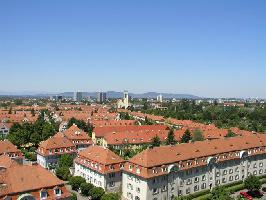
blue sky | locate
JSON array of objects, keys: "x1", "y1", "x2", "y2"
[{"x1": 0, "y1": 0, "x2": 265, "y2": 98}]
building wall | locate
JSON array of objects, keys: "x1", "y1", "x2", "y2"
[
  {"x1": 122, "y1": 153, "x2": 266, "y2": 200},
  {"x1": 74, "y1": 163, "x2": 122, "y2": 192}
]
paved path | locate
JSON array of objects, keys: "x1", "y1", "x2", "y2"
[{"x1": 66, "y1": 184, "x2": 90, "y2": 200}]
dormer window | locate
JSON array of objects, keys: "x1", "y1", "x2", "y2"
[
  {"x1": 109, "y1": 165, "x2": 114, "y2": 170},
  {"x1": 40, "y1": 189, "x2": 48, "y2": 199},
  {"x1": 54, "y1": 187, "x2": 62, "y2": 196},
  {"x1": 129, "y1": 165, "x2": 133, "y2": 171}
]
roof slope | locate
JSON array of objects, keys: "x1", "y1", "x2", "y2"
[
  {"x1": 129, "y1": 134, "x2": 266, "y2": 168},
  {"x1": 78, "y1": 145, "x2": 124, "y2": 165}
]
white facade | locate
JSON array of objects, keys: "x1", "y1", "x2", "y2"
[
  {"x1": 74, "y1": 162, "x2": 122, "y2": 192},
  {"x1": 122, "y1": 152, "x2": 266, "y2": 200},
  {"x1": 117, "y1": 91, "x2": 130, "y2": 109}
]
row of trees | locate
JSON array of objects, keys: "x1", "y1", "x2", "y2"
[
  {"x1": 144, "y1": 100, "x2": 266, "y2": 132},
  {"x1": 69, "y1": 176, "x2": 120, "y2": 200}
]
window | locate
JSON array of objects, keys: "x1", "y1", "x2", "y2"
[
  {"x1": 259, "y1": 169, "x2": 263, "y2": 174},
  {"x1": 186, "y1": 188, "x2": 190, "y2": 194},
  {"x1": 186, "y1": 179, "x2": 192, "y2": 185},
  {"x1": 109, "y1": 182, "x2": 115, "y2": 187},
  {"x1": 229, "y1": 176, "x2": 233, "y2": 181},
  {"x1": 127, "y1": 192, "x2": 133, "y2": 200},
  {"x1": 162, "y1": 185, "x2": 167, "y2": 192},
  {"x1": 201, "y1": 183, "x2": 206, "y2": 189},
  {"x1": 194, "y1": 177, "x2": 199, "y2": 183},
  {"x1": 253, "y1": 171, "x2": 257, "y2": 175},
  {"x1": 135, "y1": 178, "x2": 140, "y2": 183},
  {"x1": 223, "y1": 170, "x2": 227, "y2": 175},
  {"x1": 235, "y1": 167, "x2": 239, "y2": 172},
  {"x1": 54, "y1": 187, "x2": 61, "y2": 196},
  {"x1": 40, "y1": 190, "x2": 48, "y2": 199},
  {"x1": 109, "y1": 165, "x2": 114, "y2": 170},
  {"x1": 127, "y1": 183, "x2": 133, "y2": 190},
  {"x1": 222, "y1": 178, "x2": 226, "y2": 183},
  {"x1": 229, "y1": 169, "x2": 233, "y2": 174},
  {"x1": 260, "y1": 163, "x2": 263, "y2": 167},
  {"x1": 136, "y1": 187, "x2": 140, "y2": 193},
  {"x1": 235, "y1": 175, "x2": 239, "y2": 180},
  {"x1": 254, "y1": 163, "x2": 257, "y2": 168},
  {"x1": 194, "y1": 185, "x2": 199, "y2": 192},
  {"x1": 216, "y1": 172, "x2": 220, "y2": 177},
  {"x1": 129, "y1": 165, "x2": 133, "y2": 171},
  {"x1": 216, "y1": 180, "x2": 220, "y2": 185},
  {"x1": 153, "y1": 188, "x2": 159, "y2": 195}
]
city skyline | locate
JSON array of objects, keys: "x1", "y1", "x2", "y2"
[{"x1": 0, "y1": 0, "x2": 266, "y2": 98}]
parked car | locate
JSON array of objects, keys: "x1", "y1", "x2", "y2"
[{"x1": 240, "y1": 192, "x2": 253, "y2": 200}]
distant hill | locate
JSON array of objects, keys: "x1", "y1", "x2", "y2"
[
  {"x1": 58, "y1": 91, "x2": 200, "y2": 99},
  {"x1": 0, "y1": 91, "x2": 200, "y2": 99}
]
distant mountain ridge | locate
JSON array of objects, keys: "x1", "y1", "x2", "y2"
[
  {"x1": 59, "y1": 91, "x2": 200, "y2": 99},
  {"x1": 0, "y1": 91, "x2": 200, "y2": 99}
]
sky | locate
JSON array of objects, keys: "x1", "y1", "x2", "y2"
[{"x1": 0, "y1": 0, "x2": 265, "y2": 98}]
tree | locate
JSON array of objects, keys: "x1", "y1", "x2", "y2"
[
  {"x1": 80, "y1": 182, "x2": 94, "y2": 196},
  {"x1": 244, "y1": 175, "x2": 262, "y2": 192},
  {"x1": 166, "y1": 129, "x2": 177, "y2": 145},
  {"x1": 209, "y1": 185, "x2": 234, "y2": 200},
  {"x1": 69, "y1": 176, "x2": 86, "y2": 191},
  {"x1": 192, "y1": 129, "x2": 204, "y2": 142},
  {"x1": 8, "y1": 107, "x2": 12, "y2": 114},
  {"x1": 58, "y1": 154, "x2": 73, "y2": 168},
  {"x1": 42, "y1": 123, "x2": 56, "y2": 140},
  {"x1": 67, "y1": 117, "x2": 88, "y2": 132},
  {"x1": 90, "y1": 187, "x2": 105, "y2": 200},
  {"x1": 56, "y1": 166, "x2": 70, "y2": 181},
  {"x1": 101, "y1": 193, "x2": 120, "y2": 200},
  {"x1": 70, "y1": 193, "x2": 77, "y2": 200},
  {"x1": 180, "y1": 129, "x2": 192, "y2": 143},
  {"x1": 151, "y1": 135, "x2": 161, "y2": 148},
  {"x1": 225, "y1": 130, "x2": 237, "y2": 138}
]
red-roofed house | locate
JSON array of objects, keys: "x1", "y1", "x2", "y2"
[{"x1": 74, "y1": 145, "x2": 125, "y2": 192}]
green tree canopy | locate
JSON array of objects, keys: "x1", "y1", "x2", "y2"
[
  {"x1": 80, "y1": 182, "x2": 94, "y2": 196},
  {"x1": 90, "y1": 187, "x2": 105, "y2": 200},
  {"x1": 225, "y1": 130, "x2": 237, "y2": 138},
  {"x1": 192, "y1": 129, "x2": 204, "y2": 142},
  {"x1": 69, "y1": 176, "x2": 86, "y2": 191},
  {"x1": 58, "y1": 154, "x2": 73, "y2": 168},
  {"x1": 151, "y1": 135, "x2": 161, "y2": 148},
  {"x1": 244, "y1": 175, "x2": 262, "y2": 191},
  {"x1": 101, "y1": 193, "x2": 120, "y2": 200},
  {"x1": 209, "y1": 185, "x2": 234, "y2": 200},
  {"x1": 166, "y1": 129, "x2": 177, "y2": 145},
  {"x1": 180, "y1": 129, "x2": 192, "y2": 143}
]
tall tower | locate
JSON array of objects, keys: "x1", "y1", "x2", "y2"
[{"x1": 123, "y1": 90, "x2": 129, "y2": 108}]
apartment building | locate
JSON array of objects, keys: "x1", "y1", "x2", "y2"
[
  {"x1": 0, "y1": 155, "x2": 71, "y2": 200},
  {"x1": 0, "y1": 122, "x2": 11, "y2": 137},
  {"x1": 122, "y1": 134, "x2": 266, "y2": 200},
  {"x1": 92, "y1": 125, "x2": 169, "y2": 145},
  {"x1": 36, "y1": 134, "x2": 77, "y2": 169},
  {"x1": 63, "y1": 124, "x2": 92, "y2": 150},
  {"x1": 74, "y1": 145, "x2": 125, "y2": 192},
  {"x1": 0, "y1": 140, "x2": 24, "y2": 164}
]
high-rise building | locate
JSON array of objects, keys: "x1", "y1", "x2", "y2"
[
  {"x1": 97, "y1": 92, "x2": 107, "y2": 103},
  {"x1": 157, "y1": 94, "x2": 163, "y2": 102},
  {"x1": 73, "y1": 92, "x2": 83, "y2": 102}
]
